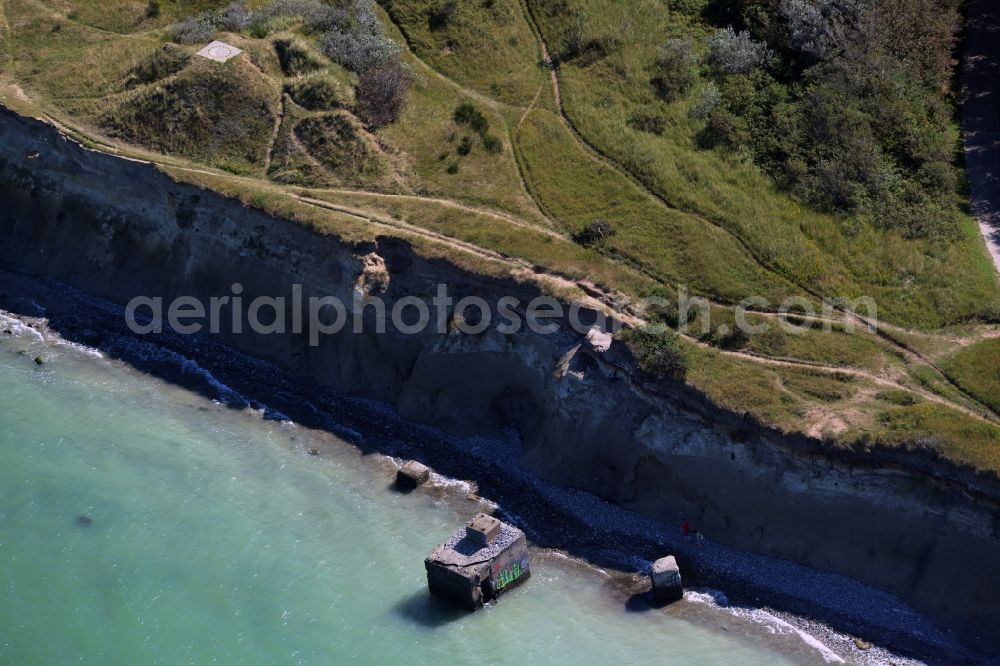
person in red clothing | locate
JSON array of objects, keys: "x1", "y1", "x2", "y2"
[{"x1": 681, "y1": 518, "x2": 691, "y2": 539}]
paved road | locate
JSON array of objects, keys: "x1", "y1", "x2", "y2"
[{"x1": 963, "y1": 0, "x2": 1000, "y2": 272}]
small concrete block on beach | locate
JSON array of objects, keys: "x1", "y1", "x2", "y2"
[
  {"x1": 650, "y1": 556, "x2": 683, "y2": 603},
  {"x1": 396, "y1": 460, "x2": 431, "y2": 489}
]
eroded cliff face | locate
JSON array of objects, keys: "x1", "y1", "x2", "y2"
[{"x1": 1, "y1": 107, "x2": 999, "y2": 652}]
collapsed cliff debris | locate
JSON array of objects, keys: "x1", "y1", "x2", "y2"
[{"x1": 425, "y1": 514, "x2": 530, "y2": 609}]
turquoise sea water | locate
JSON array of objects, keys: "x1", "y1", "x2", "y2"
[{"x1": 0, "y1": 319, "x2": 831, "y2": 665}]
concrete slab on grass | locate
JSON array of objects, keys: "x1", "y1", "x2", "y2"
[{"x1": 196, "y1": 41, "x2": 243, "y2": 63}]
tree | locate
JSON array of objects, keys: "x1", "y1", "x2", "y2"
[
  {"x1": 650, "y1": 38, "x2": 698, "y2": 101},
  {"x1": 355, "y1": 55, "x2": 412, "y2": 128},
  {"x1": 622, "y1": 328, "x2": 688, "y2": 380},
  {"x1": 573, "y1": 219, "x2": 616, "y2": 246},
  {"x1": 428, "y1": 1, "x2": 458, "y2": 30},
  {"x1": 707, "y1": 27, "x2": 772, "y2": 74}
]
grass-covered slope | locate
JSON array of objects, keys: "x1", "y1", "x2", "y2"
[
  {"x1": 2, "y1": 0, "x2": 1000, "y2": 472},
  {"x1": 943, "y1": 339, "x2": 1000, "y2": 414},
  {"x1": 521, "y1": 0, "x2": 1000, "y2": 327}
]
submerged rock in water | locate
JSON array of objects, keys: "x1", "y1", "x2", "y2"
[
  {"x1": 76, "y1": 515, "x2": 92, "y2": 526},
  {"x1": 34, "y1": 356, "x2": 44, "y2": 365}
]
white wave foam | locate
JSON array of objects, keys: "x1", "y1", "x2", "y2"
[
  {"x1": 426, "y1": 472, "x2": 483, "y2": 496},
  {"x1": 684, "y1": 588, "x2": 730, "y2": 607},
  {"x1": 731, "y1": 607, "x2": 845, "y2": 663},
  {"x1": 53, "y1": 338, "x2": 104, "y2": 359},
  {"x1": 0, "y1": 312, "x2": 45, "y2": 341}
]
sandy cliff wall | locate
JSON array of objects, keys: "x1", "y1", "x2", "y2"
[{"x1": 1, "y1": 107, "x2": 999, "y2": 652}]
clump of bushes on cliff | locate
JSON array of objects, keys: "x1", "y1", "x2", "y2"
[
  {"x1": 285, "y1": 74, "x2": 349, "y2": 111},
  {"x1": 451, "y1": 103, "x2": 503, "y2": 155},
  {"x1": 274, "y1": 38, "x2": 326, "y2": 76},
  {"x1": 621, "y1": 328, "x2": 688, "y2": 381},
  {"x1": 172, "y1": 0, "x2": 399, "y2": 75},
  {"x1": 168, "y1": 0, "x2": 412, "y2": 127},
  {"x1": 680, "y1": 0, "x2": 966, "y2": 239},
  {"x1": 124, "y1": 45, "x2": 190, "y2": 88},
  {"x1": 356, "y1": 55, "x2": 413, "y2": 128}
]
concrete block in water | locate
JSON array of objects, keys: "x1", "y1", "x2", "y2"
[
  {"x1": 396, "y1": 460, "x2": 431, "y2": 489},
  {"x1": 650, "y1": 555, "x2": 683, "y2": 603},
  {"x1": 425, "y1": 517, "x2": 530, "y2": 609}
]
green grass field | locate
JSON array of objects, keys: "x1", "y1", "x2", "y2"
[{"x1": 942, "y1": 339, "x2": 1000, "y2": 414}]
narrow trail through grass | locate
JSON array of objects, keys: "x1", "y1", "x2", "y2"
[
  {"x1": 311, "y1": 187, "x2": 566, "y2": 239},
  {"x1": 378, "y1": 4, "x2": 515, "y2": 114},
  {"x1": 715, "y1": 347, "x2": 995, "y2": 425},
  {"x1": 263, "y1": 94, "x2": 286, "y2": 176}
]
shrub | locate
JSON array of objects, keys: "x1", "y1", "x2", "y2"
[
  {"x1": 780, "y1": 0, "x2": 863, "y2": 61},
  {"x1": 355, "y1": 54, "x2": 412, "y2": 127},
  {"x1": 145, "y1": 0, "x2": 161, "y2": 19},
  {"x1": 218, "y1": 1, "x2": 252, "y2": 31},
  {"x1": 573, "y1": 218, "x2": 616, "y2": 246},
  {"x1": 453, "y1": 102, "x2": 489, "y2": 136},
  {"x1": 707, "y1": 27, "x2": 772, "y2": 74},
  {"x1": 650, "y1": 38, "x2": 698, "y2": 101},
  {"x1": 877, "y1": 389, "x2": 923, "y2": 407},
  {"x1": 696, "y1": 108, "x2": 747, "y2": 149},
  {"x1": 428, "y1": 1, "x2": 458, "y2": 31},
  {"x1": 286, "y1": 75, "x2": 345, "y2": 110},
  {"x1": 257, "y1": 0, "x2": 347, "y2": 32},
  {"x1": 446, "y1": 161, "x2": 460, "y2": 174},
  {"x1": 628, "y1": 113, "x2": 666, "y2": 135},
  {"x1": 482, "y1": 133, "x2": 503, "y2": 153},
  {"x1": 171, "y1": 14, "x2": 216, "y2": 44},
  {"x1": 299, "y1": 2, "x2": 349, "y2": 32},
  {"x1": 695, "y1": 0, "x2": 965, "y2": 239},
  {"x1": 717, "y1": 326, "x2": 750, "y2": 350},
  {"x1": 320, "y1": 27, "x2": 398, "y2": 73},
  {"x1": 125, "y1": 45, "x2": 190, "y2": 87},
  {"x1": 457, "y1": 135, "x2": 473, "y2": 155},
  {"x1": 274, "y1": 38, "x2": 324, "y2": 76},
  {"x1": 622, "y1": 328, "x2": 688, "y2": 380},
  {"x1": 691, "y1": 82, "x2": 721, "y2": 119}
]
